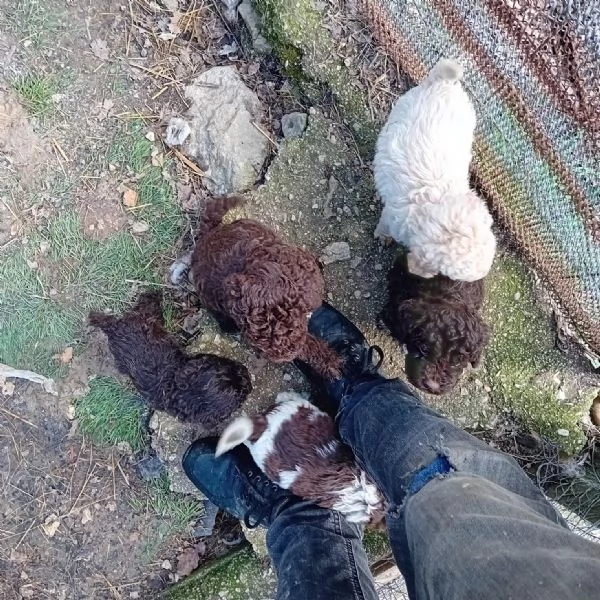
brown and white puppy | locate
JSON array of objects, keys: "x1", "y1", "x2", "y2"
[
  {"x1": 216, "y1": 392, "x2": 385, "y2": 526},
  {"x1": 191, "y1": 196, "x2": 342, "y2": 380}
]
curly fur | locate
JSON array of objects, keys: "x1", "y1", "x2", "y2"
[
  {"x1": 191, "y1": 197, "x2": 342, "y2": 380},
  {"x1": 373, "y1": 59, "x2": 496, "y2": 282},
  {"x1": 89, "y1": 291, "x2": 252, "y2": 429},
  {"x1": 379, "y1": 256, "x2": 489, "y2": 394},
  {"x1": 216, "y1": 392, "x2": 385, "y2": 527}
]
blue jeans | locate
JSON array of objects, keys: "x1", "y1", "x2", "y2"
[{"x1": 266, "y1": 379, "x2": 600, "y2": 599}]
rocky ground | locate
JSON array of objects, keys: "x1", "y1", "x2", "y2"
[{"x1": 1, "y1": 1, "x2": 599, "y2": 599}]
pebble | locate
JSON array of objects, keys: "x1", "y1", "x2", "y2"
[
  {"x1": 374, "y1": 263, "x2": 383, "y2": 271},
  {"x1": 137, "y1": 455, "x2": 164, "y2": 480},
  {"x1": 162, "y1": 560, "x2": 172, "y2": 571},
  {"x1": 145, "y1": 131, "x2": 156, "y2": 142},
  {"x1": 320, "y1": 241, "x2": 351, "y2": 265},
  {"x1": 354, "y1": 290, "x2": 362, "y2": 299},
  {"x1": 131, "y1": 221, "x2": 149, "y2": 234},
  {"x1": 281, "y1": 112, "x2": 308, "y2": 139},
  {"x1": 283, "y1": 374, "x2": 292, "y2": 382},
  {"x1": 557, "y1": 429, "x2": 570, "y2": 437}
]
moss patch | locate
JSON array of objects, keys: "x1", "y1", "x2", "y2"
[
  {"x1": 484, "y1": 255, "x2": 590, "y2": 454},
  {"x1": 254, "y1": 0, "x2": 378, "y2": 153},
  {"x1": 164, "y1": 545, "x2": 276, "y2": 600}
]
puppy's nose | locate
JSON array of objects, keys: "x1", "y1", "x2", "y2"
[{"x1": 423, "y1": 379, "x2": 440, "y2": 394}]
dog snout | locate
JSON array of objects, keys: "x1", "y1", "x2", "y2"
[{"x1": 421, "y1": 378, "x2": 441, "y2": 394}]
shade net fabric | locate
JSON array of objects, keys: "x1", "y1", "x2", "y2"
[{"x1": 359, "y1": 0, "x2": 600, "y2": 356}]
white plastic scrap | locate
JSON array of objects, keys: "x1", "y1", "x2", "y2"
[{"x1": 0, "y1": 363, "x2": 58, "y2": 396}]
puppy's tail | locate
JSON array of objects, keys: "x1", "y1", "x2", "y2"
[
  {"x1": 426, "y1": 59, "x2": 464, "y2": 83},
  {"x1": 215, "y1": 414, "x2": 266, "y2": 457},
  {"x1": 199, "y1": 195, "x2": 245, "y2": 236}
]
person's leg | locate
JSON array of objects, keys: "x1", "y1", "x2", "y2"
[
  {"x1": 338, "y1": 378, "x2": 600, "y2": 599},
  {"x1": 182, "y1": 439, "x2": 378, "y2": 600},
  {"x1": 267, "y1": 500, "x2": 378, "y2": 600},
  {"x1": 298, "y1": 303, "x2": 600, "y2": 599}
]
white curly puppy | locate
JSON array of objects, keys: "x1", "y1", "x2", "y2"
[{"x1": 374, "y1": 59, "x2": 496, "y2": 282}]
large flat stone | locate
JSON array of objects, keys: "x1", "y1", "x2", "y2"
[{"x1": 181, "y1": 66, "x2": 270, "y2": 194}]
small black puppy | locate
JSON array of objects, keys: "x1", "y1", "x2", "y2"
[
  {"x1": 379, "y1": 255, "x2": 489, "y2": 395},
  {"x1": 89, "y1": 291, "x2": 252, "y2": 429}
]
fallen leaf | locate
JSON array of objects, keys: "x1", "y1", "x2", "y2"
[
  {"x1": 81, "y1": 508, "x2": 93, "y2": 525},
  {"x1": 59, "y1": 347, "x2": 73, "y2": 364},
  {"x1": 131, "y1": 221, "x2": 149, "y2": 234},
  {"x1": 90, "y1": 39, "x2": 110, "y2": 61},
  {"x1": 2, "y1": 380, "x2": 15, "y2": 396},
  {"x1": 41, "y1": 515, "x2": 60, "y2": 538},
  {"x1": 122, "y1": 188, "x2": 138, "y2": 208},
  {"x1": 176, "y1": 547, "x2": 199, "y2": 577}
]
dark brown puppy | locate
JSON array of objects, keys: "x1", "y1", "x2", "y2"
[
  {"x1": 379, "y1": 255, "x2": 489, "y2": 394},
  {"x1": 89, "y1": 291, "x2": 251, "y2": 429},
  {"x1": 191, "y1": 197, "x2": 342, "y2": 380}
]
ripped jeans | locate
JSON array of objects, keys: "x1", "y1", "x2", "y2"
[{"x1": 266, "y1": 379, "x2": 600, "y2": 599}]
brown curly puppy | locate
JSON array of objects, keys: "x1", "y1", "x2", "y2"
[
  {"x1": 89, "y1": 291, "x2": 252, "y2": 429},
  {"x1": 379, "y1": 255, "x2": 489, "y2": 394},
  {"x1": 191, "y1": 197, "x2": 342, "y2": 380}
]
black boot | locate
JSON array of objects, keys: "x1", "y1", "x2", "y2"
[
  {"x1": 295, "y1": 302, "x2": 384, "y2": 413},
  {"x1": 183, "y1": 438, "x2": 298, "y2": 528}
]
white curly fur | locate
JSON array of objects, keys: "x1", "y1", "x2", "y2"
[{"x1": 374, "y1": 59, "x2": 496, "y2": 282}]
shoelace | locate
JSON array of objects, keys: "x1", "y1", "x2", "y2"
[{"x1": 242, "y1": 471, "x2": 283, "y2": 529}]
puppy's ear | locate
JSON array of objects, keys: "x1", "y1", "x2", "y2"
[{"x1": 216, "y1": 416, "x2": 254, "y2": 456}]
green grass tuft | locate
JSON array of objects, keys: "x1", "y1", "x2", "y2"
[
  {"x1": 130, "y1": 475, "x2": 204, "y2": 561},
  {"x1": 3, "y1": 0, "x2": 66, "y2": 47},
  {"x1": 0, "y1": 126, "x2": 182, "y2": 376},
  {"x1": 12, "y1": 73, "x2": 55, "y2": 118},
  {"x1": 75, "y1": 376, "x2": 147, "y2": 452}
]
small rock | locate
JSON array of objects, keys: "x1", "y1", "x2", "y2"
[
  {"x1": 19, "y1": 586, "x2": 34, "y2": 599},
  {"x1": 130, "y1": 593, "x2": 140, "y2": 599},
  {"x1": 354, "y1": 291, "x2": 361, "y2": 299},
  {"x1": 145, "y1": 131, "x2": 156, "y2": 142},
  {"x1": 182, "y1": 67, "x2": 269, "y2": 194},
  {"x1": 283, "y1": 373, "x2": 292, "y2": 382},
  {"x1": 238, "y1": 0, "x2": 272, "y2": 53},
  {"x1": 320, "y1": 241, "x2": 351, "y2": 265},
  {"x1": 131, "y1": 221, "x2": 149, "y2": 234},
  {"x1": 514, "y1": 292, "x2": 521, "y2": 301},
  {"x1": 39, "y1": 240, "x2": 50, "y2": 254},
  {"x1": 281, "y1": 112, "x2": 308, "y2": 139},
  {"x1": 374, "y1": 263, "x2": 383, "y2": 271},
  {"x1": 137, "y1": 455, "x2": 165, "y2": 480},
  {"x1": 182, "y1": 313, "x2": 203, "y2": 336},
  {"x1": 557, "y1": 429, "x2": 570, "y2": 437},
  {"x1": 165, "y1": 117, "x2": 192, "y2": 147},
  {"x1": 169, "y1": 252, "x2": 192, "y2": 285},
  {"x1": 162, "y1": 559, "x2": 172, "y2": 571},
  {"x1": 81, "y1": 508, "x2": 93, "y2": 525}
]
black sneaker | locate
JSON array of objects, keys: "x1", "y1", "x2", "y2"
[
  {"x1": 295, "y1": 302, "x2": 384, "y2": 412},
  {"x1": 182, "y1": 438, "x2": 298, "y2": 528}
]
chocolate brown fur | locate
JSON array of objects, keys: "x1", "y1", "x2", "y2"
[
  {"x1": 89, "y1": 291, "x2": 251, "y2": 429},
  {"x1": 379, "y1": 256, "x2": 489, "y2": 394},
  {"x1": 191, "y1": 197, "x2": 342, "y2": 379}
]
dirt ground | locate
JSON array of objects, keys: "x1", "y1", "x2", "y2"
[
  {"x1": 0, "y1": 1, "x2": 294, "y2": 597},
  {"x1": 1, "y1": 1, "x2": 598, "y2": 599}
]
